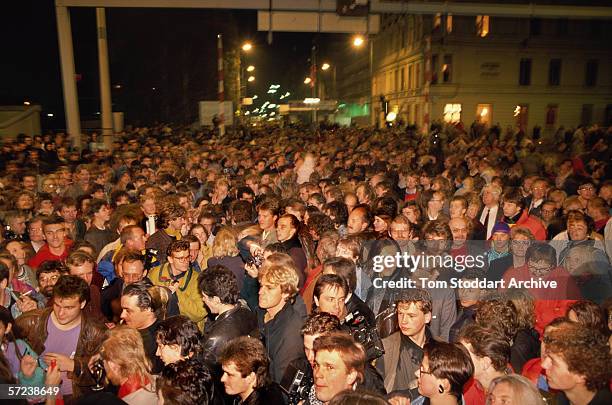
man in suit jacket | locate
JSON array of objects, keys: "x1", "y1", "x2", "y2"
[
  {"x1": 257, "y1": 201, "x2": 278, "y2": 247},
  {"x1": 478, "y1": 183, "x2": 504, "y2": 239}
]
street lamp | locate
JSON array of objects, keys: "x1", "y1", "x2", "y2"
[
  {"x1": 352, "y1": 35, "x2": 365, "y2": 47},
  {"x1": 248, "y1": 76, "x2": 255, "y2": 82},
  {"x1": 321, "y1": 63, "x2": 331, "y2": 71},
  {"x1": 304, "y1": 77, "x2": 312, "y2": 84},
  {"x1": 247, "y1": 65, "x2": 255, "y2": 72},
  {"x1": 242, "y1": 42, "x2": 253, "y2": 51}
]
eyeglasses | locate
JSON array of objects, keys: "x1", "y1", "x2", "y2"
[
  {"x1": 579, "y1": 186, "x2": 595, "y2": 191},
  {"x1": 172, "y1": 255, "x2": 190, "y2": 262}
]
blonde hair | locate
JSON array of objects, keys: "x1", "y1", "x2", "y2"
[
  {"x1": 487, "y1": 375, "x2": 545, "y2": 405},
  {"x1": 211, "y1": 227, "x2": 239, "y2": 257},
  {"x1": 259, "y1": 264, "x2": 299, "y2": 299},
  {"x1": 101, "y1": 326, "x2": 152, "y2": 386}
]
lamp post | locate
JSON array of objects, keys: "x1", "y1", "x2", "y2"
[
  {"x1": 352, "y1": 34, "x2": 374, "y2": 126},
  {"x1": 320, "y1": 62, "x2": 337, "y2": 101},
  {"x1": 236, "y1": 42, "x2": 253, "y2": 119}
]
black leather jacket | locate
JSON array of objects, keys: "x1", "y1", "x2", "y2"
[{"x1": 202, "y1": 303, "x2": 258, "y2": 374}]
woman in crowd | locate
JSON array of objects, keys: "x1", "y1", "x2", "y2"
[
  {"x1": 486, "y1": 374, "x2": 546, "y2": 405},
  {"x1": 207, "y1": 227, "x2": 245, "y2": 290}
]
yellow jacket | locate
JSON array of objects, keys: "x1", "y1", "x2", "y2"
[{"x1": 148, "y1": 263, "x2": 206, "y2": 330}]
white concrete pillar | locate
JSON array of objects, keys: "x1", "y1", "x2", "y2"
[
  {"x1": 55, "y1": 5, "x2": 82, "y2": 150},
  {"x1": 96, "y1": 8, "x2": 114, "y2": 150}
]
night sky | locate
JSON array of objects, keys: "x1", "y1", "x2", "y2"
[{"x1": 2, "y1": 1, "x2": 347, "y2": 130}]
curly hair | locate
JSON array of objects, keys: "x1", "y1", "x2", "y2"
[
  {"x1": 475, "y1": 297, "x2": 518, "y2": 345},
  {"x1": 300, "y1": 312, "x2": 341, "y2": 336},
  {"x1": 53, "y1": 275, "x2": 90, "y2": 303},
  {"x1": 503, "y1": 289, "x2": 536, "y2": 330},
  {"x1": 156, "y1": 315, "x2": 202, "y2": 358},
  {"x1": 395, "y1": 288, "x2": 432, "y2": 314},
  {"x1": 544, "y1": 323, "x2": 611, "y2": 391},
  {"x1": 157, "y1": 359, "x2": 215, "y2": 405},
  {"x1": 197, "y1": 265, "x2": 239, "y2": 305},
  {"x1": 166, "y1": 240, "x2": 190, "y2": 258},
  {"x1": 159, "y1": 203, "x2": 186, "y2": 229}
]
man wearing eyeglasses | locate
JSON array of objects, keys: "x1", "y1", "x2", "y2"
[
  {"x1": 149, "y1": 240, "x2": 206, "y2": 330},
  {"x1": 502, "y1": 242, "x2": 580, "y2": 336}
]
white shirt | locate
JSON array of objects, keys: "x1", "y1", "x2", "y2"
[{"x1": 480, "y1": 205, "x2": 499, "y2": 239}]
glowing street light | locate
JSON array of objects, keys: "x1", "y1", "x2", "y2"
[
  {"x1": 352, "y1": 35, "x2": 365, "y2": 47},
  {"x1": 23, "y1": 101, "x2": 30, "y2": 106},
  {"x1": 242, "y1": 42, "x2": 253, "y2": 51},
  {"x1": 321, "y1": 63, "x2": 331, "y2": 71},
  {"x1": 248, "y1": 76, "x2": 255, "y2": 82},
  {"x1": 304, "y1": 77, "x2": 312, "y2": 84},
  {"x1": 247, "y1": 65, "x2": 255, "y2": 72}
]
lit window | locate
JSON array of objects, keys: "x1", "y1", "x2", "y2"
[
  {"x1": 476, "y1": 104, "x2": 492, "y2": 126},
  {"x1": 476, "y1": 15, "x2": 489, "y2": 37},
  {"x1": 444, "y1": 104, "x2": 462, "y2": 124},
  {"x1": 434, "y1": 13, "x2": 442, "y2": 30},
  {"x1": 442, "y1": 54, "x2": 452, "y2": 83},
  {"x1": 446, "y1": 14, "x2": 453, "y2": 33}
]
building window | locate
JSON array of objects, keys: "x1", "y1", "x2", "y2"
[
  {"x1": 548, "y1": 59, "x2": 561, "y2": 86},
  {"x1": 434, "y1": 13, "x2": 442, "y2": 31},
  {"x1": 546, "y1": 105, "x2": 558, "y2": 127},
  {"x1": 408, "y1": 64, "x2": 414, "y2": 89},
  {"x1": 394, "y1": 69, "x2": 399, "y2": 92},
  {"x1": 400, "y1": 67, "x2": 406, "y2": 91},
  {"x1": 431, "y1": 54, "x2": 438, "y2": 84},
  {"x1": 557, "y1": 19, "x2": 568, "y2": 36},
  {"x1": 514, "y1": 104, "x2": 528, "y2": 131},
  {"x1": 581, "y1": 104, "x2": 593, "y2": 126},
  {"x1": 476, "y1": 104, "x2": 492, "y2": 126},
  {"x1": 416, "y1": 62, "x2": 421, "y2": 88},
  {"x1": 442, "y1": 54, "x2": 452, "y2": 83},
  {"x1": 446, "y1": 14, "x2": 453, "y2": 33},
  {"x1": 444, "y1": 104, "x2": 462, "y2": 124},
  {"x1": 476, "y1": 15, "x2": 489, "y2": 37},
  {"x1": 519, "y1": 58, "x2": 532, "y2": 86},
  {"x1": 530, "y1": 18, "x2": 541, "y2": 36},
  {"x1": 585, "y1": 59, "x2": 598, "y2": 87}
]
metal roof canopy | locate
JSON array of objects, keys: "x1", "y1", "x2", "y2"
[
  {"x1": 57, "y1": 0, "x2": 612, "y2": 19},
  {"x1": 54, "y1": 0, "x2": 612, "y2": 149}
]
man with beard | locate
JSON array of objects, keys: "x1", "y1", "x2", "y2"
[{"x1": 36, "y1": 261, "x2": 67, "y2": 306}]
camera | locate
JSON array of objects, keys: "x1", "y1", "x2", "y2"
[
  {"x1": 344, "y1": 311, "x2": 385, "y2": 361},
  {"x1": 246, "y1": 253, "x2": 263, "y2": 268},
  {"x1": 279, "y1": 363, "x2": 313, "y2": 404}
]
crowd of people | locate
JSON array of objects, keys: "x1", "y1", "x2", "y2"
[{"x1": 0, "y1": 121, "x2": 610, "y2": 405}]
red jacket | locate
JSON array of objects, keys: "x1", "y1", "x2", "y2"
[
  {"x1": 507, "y1": 210, "x2": 547, "y2": 240},
  {"x1": 503, "y1": 264, "x2": 580, "y2": 335},
  {"x1": 27, "y1": 239, "x2": 73, "y2": 269}
]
